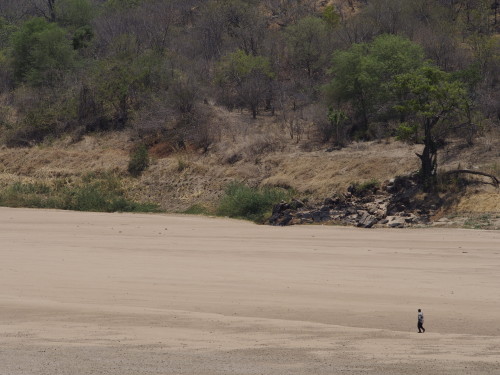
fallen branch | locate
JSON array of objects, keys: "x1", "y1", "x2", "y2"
[{"x1": 443, "y1": 169, "x2": 499, "y2": 187}]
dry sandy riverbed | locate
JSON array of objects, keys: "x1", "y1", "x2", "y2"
[{"x1": 1, "y1": 207, "x2": 499, "y2": 375}]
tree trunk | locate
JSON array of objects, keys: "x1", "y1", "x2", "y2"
[
  {"x1": 251, "y1": 105, "x2": 257, "y2": 119},
  {"x1": 48, "y1": 0, "x2": 56, "y2": 22},
  {"x1": 417, "y1": 118, "x2": 438, "y2": 192}
]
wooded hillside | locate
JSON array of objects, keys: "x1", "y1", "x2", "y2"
[{"x1": 0, "y1": 0, "x2": 499, "y2": 216}]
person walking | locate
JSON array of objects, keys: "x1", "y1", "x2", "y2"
[{"x1": 418, "y1": 309, "x2": 425, "y2": 333}]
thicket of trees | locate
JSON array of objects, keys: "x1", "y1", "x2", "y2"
[{"x1": 0, "y1": 0, "x2": 499, "y2": 187}]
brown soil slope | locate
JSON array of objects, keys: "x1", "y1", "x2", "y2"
[{"x1": 0, "y1": 109, "x2": 499, "y2": 218}]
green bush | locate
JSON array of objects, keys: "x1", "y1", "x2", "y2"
[
  {"x1": 216, "y1": 182, "x2": 291, "y2": 222},
  {"x1": 55, "y1": 0, "x2": 95, "y2": 29},
  {"x1": 396, "y1": 122, "x2": 420, "y2": 143},
  {"x1": 0, "y1": 173, "x2": 161, "y2": 213},
  {"x1": 10, "y1": 17, "x2": 76, "y2": 86},
  {"x1": 0, "y1": 182, "x2": 61, "y2": 208},
  {"x1": 90, "y1": 49, "x2": 170, "y2": 128},
  {"x1": 128, "y1": 144, "x2": 149, "y2": 176},
  {"x1": 4, "y1": 88, "x2": 78, "y2": 146}
]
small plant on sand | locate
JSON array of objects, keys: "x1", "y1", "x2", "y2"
[
  {"x1": 183, "y1": 203, "x2": 212, "y2": 215},
  {"x1": 464, "y1": 214, "x2": 492, "y2": 229}
]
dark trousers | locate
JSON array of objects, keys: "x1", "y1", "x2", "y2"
[{"x1": 418, "y1": 322, "x2": 425, "y2": 332}]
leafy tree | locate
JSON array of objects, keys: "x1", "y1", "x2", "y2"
[
  {"x1": 91, "y1": 48, "x2": 170, "y2": 129},
  {"x1": 392, "y1": 65, "x2": 469, "y2": 190},
  {"x1": 10, "y1": 17, "x2": 75, "y2": 86},
  {"x1": 0, "y1": 17, "x2": 16, "y2": 50},
  {"x1": 326, "y1": 34, "x2": 425, "y2": 136},
  {"x1": 72, "y1": 25, "x2": 93, "y2": 50},
  {"x1": 322, "y1": 5, "x2": 341, "y2": 28},
  {"x1": 104, "y1": 0, "x2": 142, "y2": 10},
  {"x1": 215, "y1": 49, "x2": 274, "y2": 118},
  {"x1": 55, "y1": 0, "x2": 94, "y2": 29},
  {"x1": 53, "y1": 0, "x2": 95, "y2": 52},
  {"x1": 195, "y1": 0, "x2": 268, "y2": 60},
  {"x1": 285, "y1": 16, "x2": 330, "y2": 79},
  {"x1": 0, "y1": 17, "x2": 15, "y2": 89}
]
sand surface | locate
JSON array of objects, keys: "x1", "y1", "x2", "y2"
[{"x1": 1, "y1": 207, "x2": 499, "y2": 374}]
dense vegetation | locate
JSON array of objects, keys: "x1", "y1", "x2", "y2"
[{"x1": 0, "y1": 0, "x2": 499, "y2": 191}]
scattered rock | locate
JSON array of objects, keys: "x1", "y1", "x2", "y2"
[
  {"x1": 267, "y1": 174, "x2": 441, "y2": 228},
  {"x1": 357, "y1": 211, "x2": 377, "y2": 228}
]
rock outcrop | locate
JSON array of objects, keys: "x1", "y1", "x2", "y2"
[{"x1": 268, "y1": 175, "x2": 440, "y2": 228}]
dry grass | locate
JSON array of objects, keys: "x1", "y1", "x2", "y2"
[
  {"x1": 0, "y1": 132, "x2": 131, "y2": 179},
  {"x1": 454, "y1": 193, "x2": 500, "y2": 213},
  {"x1": 259, "y1": 141, "x2": 421, "y2": 198}
]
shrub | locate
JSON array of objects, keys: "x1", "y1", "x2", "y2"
[
  {"x1": 128, "y1": 144, "x2": 149, "y2": 176},
  {"x1": 55, "y1": 0, "x2": 95, "y2": 29},
  {"x1": 10, "y1": 17, "x2": 75, "y2": 86},
  {"x1": 216, "y1": 182, "x2": 291, "y2": 222},
  {"x1": 3, "y1": 86, "x2": 78, "y2": 146},
  {"x1": 90, "y1": 49, "x2": 170, "y2": 129},
  {"x1": 348, "y1": 179, "x2": 380, "y2": 197},
  {"x1": 215, "y1": 49, "x2": 274, "y2": 118},
  {"x1": 0, "y1": 173, "x2": 161, "y2": 213}
]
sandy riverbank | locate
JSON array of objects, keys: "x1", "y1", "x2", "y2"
[{"x1": 1, "y1": 207, "x2": 499, "y2": 374}]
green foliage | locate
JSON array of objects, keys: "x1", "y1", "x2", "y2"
[
  {"x1": 91, "y1": 48, "x2": 170, "y2": 128},
  {"x1": 128, "y1": 144, "x2": 150, "y2": 176},
  {"x1": 0, "y1": 173, "x2": 161, "y2": 212},
  {"x1": 105, "y1": 0, "x2": 142, "y2": 10},
  {"x1": 10, "y1": 18, "x2": 75, "y2": 86},
  {"x1": 54, "y1": 0, "x2": 95, "y2": 50},
  {"x1": 3, "y1": 91, "x2": 78, "y2": 146},
  {"x1": 216, "y1": 49, "x2": 274, "y2": 118},
  {"x1": 0, "y1": 0, "x2": 498, "y2": 153},
  {"x1": 55, "y1": 0, "x2": 95, "y2": 29},
  {"x1": 392, "y1": 65, "x2": 468, "y2": 120},
  {"x1": 395, "y1": 122, "x2": 420, "y2": 143},
  {"x1": 452, "y1": 63, "x2": 482, "y2": 94},
  {"x1": 0, "y1": 17, "x2": 16, "y2": 49},
  {"x1": 327, "y1": 34, "x2": 425, "y2": 133},
  {"x1": 322, "y1": 5, "x2": 340, "y2": 28},
  {"x1": 285, "y1": 16, "x2": 329, "y2": 78},
  {"x1": 392, "y1": 64, "x2": 469, "y2": 189},
  {"x1": 326, "y1": 107, "x2": 348, "y2": 145},
  {"x1": 216, "y1": 49, "x2": 274, "y2": 83},
  {"x1": 216, "y1": 182, "x2": 292, "y2": 222},
  {"x1": 72, "y1": 25, "x2": 93, "y2": 50}
]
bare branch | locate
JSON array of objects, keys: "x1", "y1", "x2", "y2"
[{"x1": 444, "y1": 169, "x2": 499, "y2": 187}]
